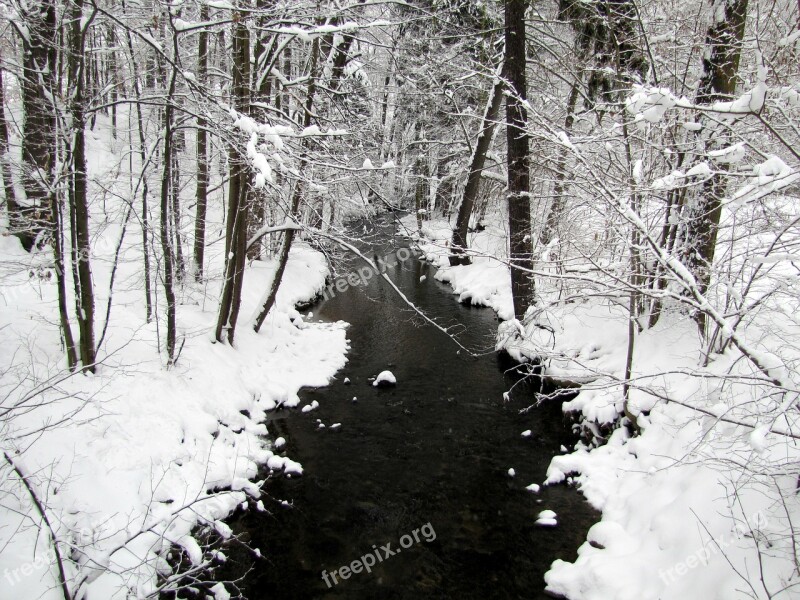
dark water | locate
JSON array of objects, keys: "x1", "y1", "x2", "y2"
[{"x1": 218, "y1": 218, "x2": 597, "y2": 599}]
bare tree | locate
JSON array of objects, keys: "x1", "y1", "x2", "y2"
[
  {"x1": 505, "y1": 0, "x2": 535, "y2": 320},
  {"x1": 215, "y1": 9, "x2": 252, "y2": 344}
]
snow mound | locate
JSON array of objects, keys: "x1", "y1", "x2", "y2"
[
  {"x1": 373, "y1": 370, "x2": 397, "y2": 387},
  {"x1": 536, "y1": 510, "x2": 558, "y2": 527}
]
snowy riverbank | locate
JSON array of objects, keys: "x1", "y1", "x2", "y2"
[
  {"x1": 407, "y1": 212, "x2": 799, "y2": 600},
  {"x1": 0, "y1": 232, "x2": 348, "y2": 598}
]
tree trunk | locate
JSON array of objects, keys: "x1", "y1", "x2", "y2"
[
  {"x1": 18, "y1": 0, "x2": 58, "y2": 251},
  {"x1": 215, "y1": 13, "x2": 251, "y2": 344},
  {"x1": 51, "y1": 190, "x2": 79, "y2": 371},
  {"x1": 682, "y1": 0, "x2": 749, "y2": 332},
  {"x1": 253, "y1": 36, "x2": 321, "y2": 333},
  {"x1": 329, "y1": 30, "x2": 356, "y2": 92},
  {"x1": 449, "y1": 62, "x2": 504, "y2": 265},
  {"x1": 0, "y1": 63, "x2": 22, "y2": 240},
  {"x1": 505, "y1": 0, "x2": 534, "y2": 320},
  {"x1": 122, "y1": 0, "x2": 153, "y2": 321},
  {"x1": 541, "y1": 77, "x2": 580, "y2": 246},
  {"x1": 67, "y1": 0, "x2": 97, "y2": 372},
  {"x1": 160, "y1": 13, "x2": 180, "y2": 364},
  {"x1": 193, "y1": 2, "x2": 209, "y2": 282}
]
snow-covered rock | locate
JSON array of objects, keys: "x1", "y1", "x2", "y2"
[
  {"x1": 373, "y1": 370, "x2": 397, "y2": 387},
  {"x1": 536, "y1": 510, "x2": 558, "y2": 527}
]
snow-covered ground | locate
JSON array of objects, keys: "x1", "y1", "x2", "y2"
[
  {"x1": 0, "y1": 119, "x2": 349, "y2": 599},
  {"x1": 407, "y1": 212, "x2": 800, "y2": 600}
]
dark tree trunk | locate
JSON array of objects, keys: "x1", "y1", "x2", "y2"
[
  {"x1": 682, "y1": 0, "x2": 749, "y2": 332},
  {"x1": 541, "y1": 77, "x2": 580, "y2": 246},
  {"x1": 414, "y1": 154, "x2": 426, "y2": 230},
  {"x1": 450, "y1": 64, "x2": 504, "y2": 265},
  {"x1": 122, "y1": 0, "x2": 153, "y2": 321},
  {"x1": 159, "y1": 13, "x2": 180, "y2": 364},
  {"x1": 254, "y1": 36, "x2": 321, "y2": 333},
  {"x1": 67, "y1": 0, "x2": 97, "y2": 372},
  {"x1": 107, "y1": 24, "x2": 118, "y2": 139},
  {"x1": 329, "y1": 31, "x2": 356, "y2": 92},
  {"x1": 0, "y1": 63, "x2": 22, "y2": 241},
  {"x1": 505, "y1": 0, "x2": 535, "y2": 320},
  {"x1": 215, "y1": 13, "x2": 251, "y2": 344},
  {"x1": 52, "y1": 191, "x2": 79, "y2": 371},
  {"x1": 193, "y1": 2, "x2": 209, "y2": 282},
  {"x1": 18, "y1": 0, "x2": 58, "y2": 251}
]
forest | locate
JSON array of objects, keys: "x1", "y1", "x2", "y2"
[{"x1": 1, "y1": 0, "x2": 799, "y2": 598}]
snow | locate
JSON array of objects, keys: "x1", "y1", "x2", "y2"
[
  {"x1": 301, "y1": 400, "x2": 320, "y2": 413},
  {"x1": 707, "y1": 141, "x2": 746, "y2": 164},
  {"x1": 0, "y1": 117, "x2": 349, "y2": 600},
  {"x1": 372, "y1": 370, "x2": 396, "y2": 387},
  {"x1": 406, "y1": 214, "x2": 515, "y2": 320},
  {"x1": 521, "y1": 430, "x2": 532, "y2": 437},
  {"x1": 508, "y1": 468, "x2": 516, "y2": 477},
  {"x1": 525, "y1": 483, "x2": 541, "y2": 493},
  {"x1": 410, "y1": 204, "x2": 800, "y2": 600},
  {"x1": 210, "y1": 582, "x2": 231, "y2": 600},
  {"x1": 536, "y1": 510, "x2": 558, "y2": 527}
]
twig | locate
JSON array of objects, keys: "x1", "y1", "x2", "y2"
[{"x1": 3, "y1": 452, "x2": 73, "y2": 600}]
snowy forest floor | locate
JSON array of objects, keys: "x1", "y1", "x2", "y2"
[
  {"x1": 407, "y1": 212, "x2": 799, "y2": 600},
  {"x1": 0, "y1": 121, "x2": 349, "y2": 599}
]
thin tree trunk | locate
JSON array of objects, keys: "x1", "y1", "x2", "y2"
[
  {"x1": 329, "y1": 30, "x2": 356, "y2": 92},
  {"x1": 108, "y1": 24, "x2": 117, "y2": 139},
  {"x1": 541, "y1": 77, "x2": 580, "y2": 246},
  {"x1": 253, "y1": 36, "x2": 321, "y2": 333},
  {"x1": 122, "y1": 0, "x2": 153, "y2": 321},
  {"x1": 450, "y1": 61, "x2": 504, "y2": 265},
  {"x1": 0, "y1": 63, "x2": 21, "y2": 238},
  {"x1": 193, "y1": 2, "x2": 209, "y2": 281},
  {"x1": 159, "y1": 14, "x2": 179, "y2": 364},
  {"x1": 51, "y1": 191, "x2": 79, "y2": 370},
  {"x1": 170, "y1": 146, "x2": 185, "y2": 281},
  {"x1": 67, "y1": 0, "x2": 97, "y2": 372},
  {"x1": 505, "y1": 0, "x2": 534, "y2": 320},
  {"x1": 215, "y1": 13, "x2": 251, "y2": 344}
]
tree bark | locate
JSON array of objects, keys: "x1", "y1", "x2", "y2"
[
  {"x1": 67, "y1": 0, "x2": 97, "y2": 372},
  {"x1": 160, "y1": 12, "x2": 180, "y2": 364},
  {"x1": 193, "y1": 2, "x2": 209, "y2": 282},
  {"x1": 449, "y1": 62, "x2": 504, "y2": 265},
  {"x1": 0, "y1": 63, "x2": 21, "y2": 240},
  {"x1": 215, "y1": 12, "x2": 251, "y2": 344},
  {"x1": 541, "y1": 77, "x2": 580, "y2": 246},
  {"x1": 122, "y1": 0, "x2": 153, "y2": 321},
  {"x1": 18, "y1": 0, "x2": 58, "y2": 251},
  {"x1": 505, "y1": 0, "x2": 535, "y2": 320},
  {"x1": 253, "y1": 36, "x2": 321, "y2": 333},
  {"x1": 683, "y1": 0, "x2": 749, "y2": 332}
]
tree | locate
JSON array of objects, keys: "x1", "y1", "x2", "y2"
[
  {"x1": 159, "y1": 7, "x2": 181, "y2": 363},
  {"x1": 215, "y1": 10, "x2": 251, "y2": 344},
  {"x1": 449, "y1": 59, "x2": 504, "y2": 265},
  {"x1": 253, "y1": 34, "x2": 322, "y2": 333},
  {"x1": 681, "y1": 0, "x2": 750, "y2": 331},
  {"x1": 16, "y1": 0, "x2": 58, "y2": 251},
  {"x1": 66, "y1": 0, "x2": 98, "y2": 372},
  {"x1": 193, "y1": 1, "x2": 210, "y2": 282},
  {"x1": 505, "y1": 0, "x2": 534, "y2": 320}
]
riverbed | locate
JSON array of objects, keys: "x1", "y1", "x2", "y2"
[{"x1": 217, "y1": 217, "x2": 597, "y2": 599}]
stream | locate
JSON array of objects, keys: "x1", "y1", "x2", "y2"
[{"x1": 217, "y1": 217, "x2": 598, "y2": 599}]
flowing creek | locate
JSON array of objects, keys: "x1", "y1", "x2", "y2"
[{"x1": 217, "y1": 217, "x2": 598, "y2": 599}]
